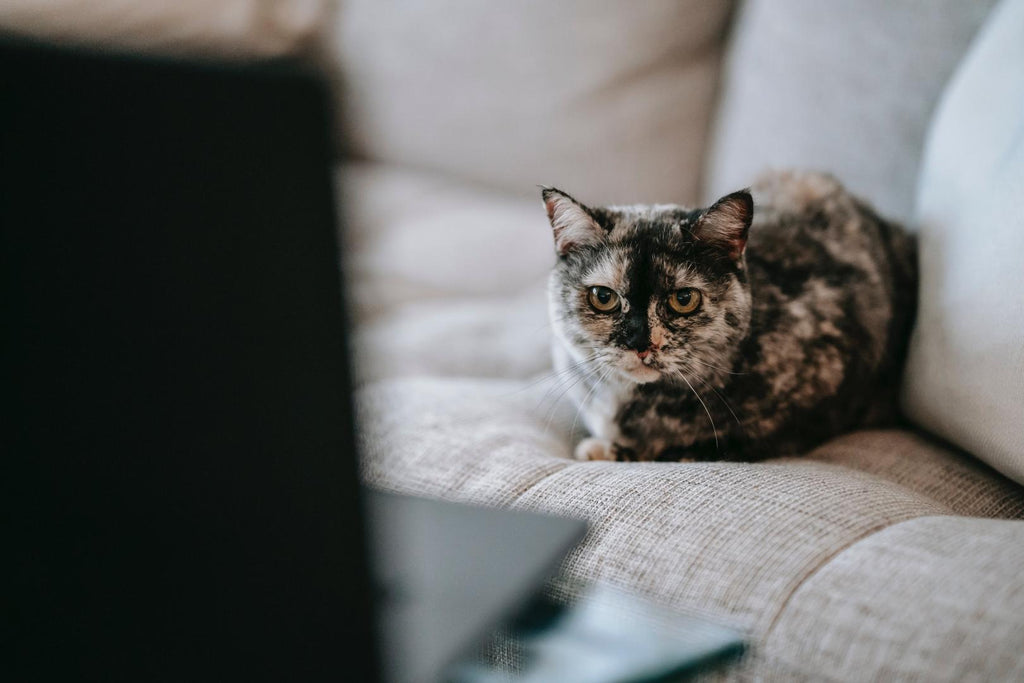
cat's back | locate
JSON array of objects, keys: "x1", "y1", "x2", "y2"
[
  {"x1": 747, "y1": 170, "x2": 913, "y2": 285},
  {"x1": 740, "y1": 170, "x2": 917, "y2": 423}
]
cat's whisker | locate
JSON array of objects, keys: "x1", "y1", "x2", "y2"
[
  {"x1": 541, "y1": 360, "x2": 607, "y2": 436},
  {"x1": 509, "y1": 352, "x2": 599, "y2": 397},
  {"x1": 677, "y1": 369, "x2": 719, "y2": 453},
  {"x1": 569, "y1": 366, "x2": 613, "y2": 438},
  {"x1": 533, "y1": 355, "x2": 603, "y2": 410},
  {"x1": 687, "y1": 356, "x2": 746, "y2": 376},
  {"x1": 696, "y1": 374, "x2": 744, "y2": 432},
  {"x1": 528, "y1": 319, "x2": 557, "y2": 336},
  {"x1": 531, "y1": 349, "x2": 601, "y2": 396},
  {"x1": 532, "y1": 361, "x2": 590, "y2": 416},
  {"x1": 551, "y1": 359, "x2": 606, "y2": 414},
  {"x1": 519, "y1": 365, "x2": 583, "y2": 398}
]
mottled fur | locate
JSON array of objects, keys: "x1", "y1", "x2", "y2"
[{"x1": 544, "y1": 171, "x2": 917, "y2": 462}]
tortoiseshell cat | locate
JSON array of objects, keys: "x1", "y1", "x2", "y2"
[{"x1": 543, "y1": 171, "x2": 917, "y2": 462}]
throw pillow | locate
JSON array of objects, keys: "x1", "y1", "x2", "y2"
[
  {"x1": 901, "y1": 0, "x2": 1024, "y2": 484},
  {"x1": 704, "y1": 0, "x2": 996, "y2": 223}
]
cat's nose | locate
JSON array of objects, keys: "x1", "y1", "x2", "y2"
[
  {"x1": 636, "y1": 349, "x2": 650, "y2": 360},
  {"x1": 624, "y1": 327, "x2": 650, "y2": 354}
]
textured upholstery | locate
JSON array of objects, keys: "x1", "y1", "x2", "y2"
[
  {"x1": 761, "y1": 517, "x2": 1024, "y2": 681},
  {"x1": 339, "y1": 162, "x2": 554, "y2": 384},
  {"x1": 901, "y1": 0, "x2": 1024, "y2": 485},
  {"x1": 705, "y1": 0, "x2": 997, "y2": 223},
  {"x1": 333, "y1": 0, "x2": 733, "y2": 205},
  {"x1": 358, "y1": 376, "x2": 1024, "y2": 679}
]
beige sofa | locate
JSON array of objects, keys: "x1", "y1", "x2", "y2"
[
  {"x1": 340, "y1": 1, "x2": 1024, "y2": 680},
  {"x1": 6, "y1": 1, "x2": 1020, "y2": 679}
]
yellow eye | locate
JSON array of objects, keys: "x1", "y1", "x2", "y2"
[
  {"x1": 587, "y1": 286, "x2": 620, "y2": 312},
  {"x1": 668, "y1": 288, "x2": 702, "y2": 315}
]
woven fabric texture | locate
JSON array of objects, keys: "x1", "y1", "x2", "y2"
[
  {"x1": 761, "y1": 516, "x2": 1024, "y2": 681},
  {"x1": 358, "y1": 376, "x2": 1024, "y2": 678}
]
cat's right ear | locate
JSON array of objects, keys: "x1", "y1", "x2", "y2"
[
  {"x1": 692, "y1": 189, "x2": 753, "y2": 260},
  {"x1": 541, "y1": 187, "x2": 604, "y2": 257}
]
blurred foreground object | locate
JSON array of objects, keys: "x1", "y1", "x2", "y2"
[
  {"x1": 451, "y1": 584, "x2": 744, "y2": 683},
  {"x1": 2, "y1": 39, "x2": 375, "y2": 680}
]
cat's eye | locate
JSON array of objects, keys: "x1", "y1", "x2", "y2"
[
  {"x1": 587, "y1": 286, "x2": 620, "y2": 313},
  {"x1": 668, "y1": 288, "x2": 702, "y2": 315}
]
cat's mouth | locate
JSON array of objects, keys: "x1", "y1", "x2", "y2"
[{"x1": 620, "y1": 351, "x2": 662, "y2": 383}]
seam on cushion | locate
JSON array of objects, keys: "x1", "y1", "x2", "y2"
[
  {"x1": 795, "y1": 431, "x2": 1024, "y2": 521},
  {"x1": 761, "y1": 513, "x2": 947, "y2": 641},
  {"x1": 507, "y1": 460, "x2": 582, "y2": 506}
]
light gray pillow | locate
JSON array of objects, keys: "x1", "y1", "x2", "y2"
[
  {"x1": 705, "y1": 0, "x2": 996, "y2": 223},
  {"x1": 333, "y1": 1, "x2": 733, "y2": 205},
  {"x1": 901, "y1": 0, "x2": 1024, "y2": 484}
]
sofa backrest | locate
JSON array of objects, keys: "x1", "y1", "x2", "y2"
[
  {"x1": 332, "y1": 0, "x2": 734, "y2": 206},
  {"x1": 901, "y1": 0, "x2": 1024, "y2": 485}
]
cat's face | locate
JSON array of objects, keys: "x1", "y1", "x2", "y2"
[{"x1": 545, "y1": 188, "x2": 754, "y2": 386}]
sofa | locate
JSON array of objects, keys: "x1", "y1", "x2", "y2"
[
  {"x1": 5, "y1": 1, "x2": 1021, "y2": 680},
  {"x1": 338, "y1": 1, "x2": 1024, "y2": 679}
]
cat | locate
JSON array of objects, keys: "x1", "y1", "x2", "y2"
[{"x1": 543, "y1": 170, "x2": 917, "y2": 462}]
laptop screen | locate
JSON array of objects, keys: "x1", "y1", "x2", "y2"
[{"x1": 2, "y1": 40, "x2": 378, "y2": 681}]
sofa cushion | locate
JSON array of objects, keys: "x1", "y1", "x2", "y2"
[
  {"x1": 352, "y1": 287, "x2": 551, "y2": 384},
  {"x1": 0, "y1": 0, "x2": 329, "y2": 60},
  {"x1": 704, "y1": 0, "x2": 996, "y2": 223},
  {"x1": 794, "y1": 431, "x2": 1024, "y2": 519},
  {"x1": 358, "y1": 375, "x2": 1024, "y2": 677},
  {"x1": 333, "y1": 1, "x2": 733, "y2": 205},
  {"x1": 901, "y1": 0, "x2": 1024, "y2": 484},
  {"x1": 339, "y1": 162, "x2": 553, "y2": 316},
  {"x1": 762, "y1": 516, "x2": 1024, "y2": 681},
  {"x1": 339, "y1": 162, "x2": 556, "y2": 384}
]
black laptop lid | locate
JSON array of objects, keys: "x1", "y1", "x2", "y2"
[{"x1": 2, "y1": 42, "x2": 378, "y2": 681}]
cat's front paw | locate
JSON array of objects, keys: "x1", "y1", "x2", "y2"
[{"x1": 573, "y1": 437, "x2": 617, "y2": 462}]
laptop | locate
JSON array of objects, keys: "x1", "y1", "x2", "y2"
[{"x1": 2, "y1": 39, "x2": 587, "y2": 682}]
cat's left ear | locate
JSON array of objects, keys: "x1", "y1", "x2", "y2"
[
  {"x1": 693, "y1": 189, "x2": 753, "y2": 260},
  {"x1": 541, "y1": 187, "x2": 605, "y2": 256}
]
